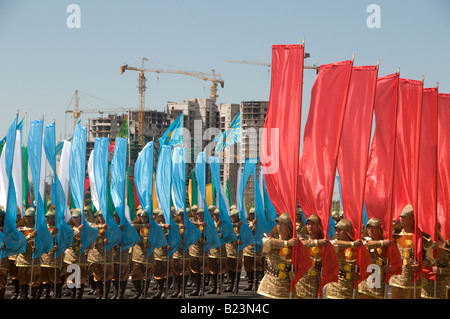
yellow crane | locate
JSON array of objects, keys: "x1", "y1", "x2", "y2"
[
  {"x1": 65, "y1": 90, "x2": 138, "y2": 130},
  {"x1": 120, "y1": 57, "x2": 225, "y2": 145}
]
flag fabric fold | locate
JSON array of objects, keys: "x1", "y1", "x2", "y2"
[
  {"x1": 111, "y1": 137, "x2": 140, "y2": 251},
  {"x1": 364, "y1": 73, "x2": 403, "y2": 281},
  {"x1": 134, "y1": 141, "x2": 167, "y2": 255},
  {"x1": 69, "y1": 124, "x2": 98, "y2": 254},
  {"x1": 392, "y1": 78, "x2": 423, "y2": 282},
  {"x1": 28, "y1": 119, "x2": 53, "y2": 258},
  {"x1": 172, "y1": 146, "x2": 200, "y2": 252},
  {"x1": 0, "y1": 116, "x2": 27, "y2": 258},
  {"x1": 237, "y1": 159, "x2": 257, "y2": 252},
  {"x1": 214, "y1": 112, "x2": 241, "y2": 154},
  {"x1": 437, "y1": 93, "x2": 450, "y2": 241},
  {"x1": 158, "y1": 113, "x2": 183, "y2": 153},
  {"x1": 209, "y1": 156, "x2": 237, "y2": 245},
  {"x1": 337, "y1": 65, "x2": 378, "y2": 286},
  {"x1": 156, "y1": 145, "x2": 182, "y2": 258},
  {"x1": 297, "y1": 59, "x2": 354, "y2": 293},
  {"x1": 419, "y1": 87, "x2": 438, "y2": 281},
  {"x1": 194, "y1": 152, "x2": 221, "y2": 252},
  {"x1": 252, "y1": 165, "x2": 272, "y2": 252},
  {"x1": 43, "y1": 123, "x2": 74, "y2": 258},
  {"x1": 92, "y1": 138, "x2": 122, "y2": 252}
]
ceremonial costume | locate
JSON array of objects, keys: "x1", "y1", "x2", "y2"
[
  {"x1": 295, "y1": 215, "x2": 325, "y2": 299},
  {"x1": 207, "y1": 208, "x2": 227, "y2": 294},
  {"x1": 152, "y1": 211, "x2": 170, "y2": 299},
  {"x1": 358, "y1": 218, "x2": 389, "y2": 299},
  {"x1": 130, "y1": 209, "x2": 152, "y2": 299},
  {"x1": 224, "y1": 209, "x2": 243, "y2": 293},
  {"x1": 389, "y1": 205, "x2": 424, "y2": 299},
  {"x1": 40, "y1": 210, "x2": 63, "y2": 299},
  {"x1": 87, "y1": 212, "x2": 113, "y2": 299},
  {"x1": 188, "y1": 208, "x2": 207, "y2": 296},
  {"x1": 257, "y1": 213, "x2": 296, "y2": 299},
  {"x1": 170, "y1": 210, "x2": 189, "y2": 298},
  {"x1": 15, "y1": 208, "x2": 41, "y2": 299},
  {"x1": 109, "y1": 211, "x2": 130, "y2": 299},
  {"x1": 325, "y1": 219, "x2": 359, "y2": 299},
  {"x1": 243, "y1": 208, "x2": 263, "y2": 292},
  {"x1": 421, "y1": 238, "x2": 450, "y2": 299},
  {"x1": 64, "y1": 213, "x2": 89, "y2": 299}
]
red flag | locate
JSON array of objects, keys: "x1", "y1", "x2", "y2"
[
  {"x1": 260, "y1": 44, "x2": 311, "y2": 291},
  {"x1": 393, "y1": 78, "x2": 423, "y2": 282},
  {"x1": 437, "y1": 94, "x2": 450, "y2": 241},
  {"x1": 419, "y1": 90, "x2": 439, "y2": 283},
  {"x1": 297, "y1": 59, "x2": 353, "y2": 294},
  {"x1": 337, "y1": 65, "x2": 378, "y2": 286},
  {"x1": 364, "y1": 73, "x2": 403, "y2": 281},
  {"x1": 418, "y1": 88, "x2": 438, "y2": 240}
]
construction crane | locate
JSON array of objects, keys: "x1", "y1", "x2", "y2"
[
  {"x1": 120, "y1": 57, "x2": 225, "y2": 145},
  {"x1": 65, "y1": 90, "x2": 138, "y2": 130},
  {"x1": 227, "y1": 57, "x2": 319, "y2": 72}
]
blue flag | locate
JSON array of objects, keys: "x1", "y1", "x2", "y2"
[
  {"x1": 0, "y1": 116, "x2": 27, "y2": 258},
  {"x1": 92, "y1": 138, "x2": 122, "y2": 252},
  {"x1": 252, "y1": 165, "x2": 271, "y2": 252},
  {"x1": 156, "y1": 145, "x2": 182, "y2": 258},
  {"x1": 238, "y1": 158, "x2": 256, "y2": 252},
  {"x1": 214, "y1": 112, "x2": 241, "y2": 154},
  {"x1": 171, "y1": 146, "x2": 200, "y2": 252},
  {"x1": 69, "y1": 124, "x2": 98, "y2": 254},
  {"x1": 44, "y1": 123, "x2": 74, "y2": 258},
  {"x1": 195, "y1": 152, "x2": 221, "y2": 252},
  {"x1": 134, "y1": 141, "x2": 167, "y2": 255},
  {"x1": 261, "y1": 168, "x2": 277, "y2": 231},
  {"x1": 111, "y1": 137, "x2": 140, "y2": 251},
  {"x1": 158, "y1": 113, "x2": 183, "y2": 153},
  {"x1": 209, "y1": 156, "x2": 237, "y2": 245},
  {"x1": 28, "y1": 119, "x2": 53, "y2": 258}
]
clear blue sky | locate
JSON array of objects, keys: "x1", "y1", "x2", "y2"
[{"x1": 1, "y1": 0, "x2": 450, "y2": 142}]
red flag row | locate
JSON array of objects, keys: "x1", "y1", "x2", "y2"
[{"x1": 262, "y1": 43, "x2": 450, "y2": 294}]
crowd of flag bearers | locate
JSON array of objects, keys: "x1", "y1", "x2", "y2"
[{"x1": 1, "y1": 41, "x2": 450, "y2": 300}]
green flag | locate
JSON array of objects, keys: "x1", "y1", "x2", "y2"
[
  {"x1": 21, "y1": 146, "x2": 30, "y2": 209},
  {"x1": 226, "y1": 179, "x2": 231, "y2": 207},
  {"x1": 191, "y1": 170, "x2": 198, "y2": 206},
  {"x1": 117, "y1": 115, "x2": 129, "y2": 139},
  {"x1": 126, "y1": 166, "x2": 136, "y2": 221}
]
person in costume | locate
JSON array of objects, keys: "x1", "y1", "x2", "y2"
[
  {"x1": 243, "y1": 207, "x2": 264, "y2": 292},
  {"x1": 40, "y1": 209, "x2": 62, "y2": 299},
  {"x1": 188, "y1": 207, "x2": 207, "y2": 296},
  {"x1": 64, "y1": 208, "x2": 89, "y2": 299},
  {"x1": 170, "y1": 209, "x2": 188, "y2": 298},
  {"x1": 15, "y1": 207, "x2": 41, "y2": 299},
  {"x1": 357, "y1": 217, "x2": 392, "y2": 299},
  {"x1": 224, "y1": 209, "x2": 243, "y2": 293},
  {"x1": 111, "y1": 212, "x2": 130, "y2": 300},
  {"x1": 130, "y1": 208, "x2": 152, "y2": 299},
  {"x1": 420, "y1": 224, "x2": 450, "y2": 299},
  {"x1": 86, "y1": 211, "x2": 113, "y2": 299},
  {"x1": 206, "y1": 207, "x2": 226, "y2": 294},
  {"x1": 151, "y1": 210, "x2": 170, "y2": 299},
  {"x1": 389, "y1": 204, "x2": 426, "y2": 299},
  {"x1": 257, "y1": 212, "x2": 298, "y2": 299},
  {"x1": 295, "y1": 214, "x2": 329, "y2": 299},
  {"x1": 325, "y1": 218, "x2": 362, "y2": 299}
]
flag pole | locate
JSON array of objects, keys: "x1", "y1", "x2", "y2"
[{"x1": 29, "y1": 114, "x2": 44, "y2": 298}]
